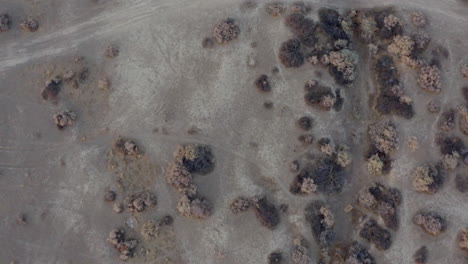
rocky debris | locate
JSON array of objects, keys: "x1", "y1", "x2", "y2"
[
  {"x1": 374, "y1": 55, "x2": 414, "y2": 118},
  {"x1": 176, "y1": 195, "x2": 211, "y2": 219},
  {"x1": 304, "y1": 81, "x2": 337, "y2": 111},
  {"x1": 284, "y1": 13, "x2": 317, "y2": 47},
  {"x1": 107, "y1": 229, "x2": 137, "y2": 261},
  {"x1": 16, "y1": 214, "x2": 27, "y2": 225},
  {"x1": 412, "y1": 164, "x2": 444, "y2": 194},
  {"x1": 165, "y1": 162, "x2": 196, "y2": 196},
  {"x1": 53, "y1": 110, "x2": 76, "y2": 130},
  {"x1": 20, "y1": 17, "x2": 39, "y2": 32},
  {"x1": 0, "y1": 13, "x2": 11, "y2": 32},
  {"x1": 438, "y1": 109, "x2": 456, "y2": 131},
  {"x1": 141, "y1": 219, "x2": 160, "y2": 240},
  {"x1": 328, "y1": 49, "x2": 358, "y2": 85},
  {"x1": 305, "y1": 201, "x2": 335, "y2": 246},
  {"x1": 113, "y1": 203, "x2": 124, "y2": 213},
  {"x1": 459, "y1": 229, "x2": 468, "y2": 251},
  {"x1": 413, "y1": 246, "x2": 428, "y2": 264},
  {"x1": 253, "y1": 196, "x2": 280, "y2": 230},
  {"x1": 461, "y1": 63, "x2": 468, "y2": 78},
  {"x1": 346, "y1": 241, "x2": 376, "y2": 264},
  {"x1": 368, "y1": 121, "x2": 398, "y2": 155},
  {"x1": 105, "y1": 45, "x2": 119, "y2": 58},
  {"x1": 296, "y1": 116, "x2": 313, "y2": 131},
  {"x1": 357, "y1": 183, "x2": 401, "y2": 230},
  {"x1": 113, "y1": 137, "x2": 142, "y2": 158},
  {"x1": 98, "y1": 76, "x2": 111, "y2": 90},
  {"x1": 268, "y1": 252, "x2": 283, "y2": 264},
  {"x1": 290, "y1": 238, "x2": 311, "y2": 264},
  {"x1": 104, "y1": 190, "x2": 117, "y2": 202},
  {"x1": 427, "y1": 99, "x2": 441, "y2": 113},
  {"x1": 255, "y1": 74, "x2": 271, "y2": 92},
  {"x1": 41, "y1": 76, "x2": 62, "y2": 101},
  {"x1": 230, "y1": 196, "x2": 250, "y2": 214},
  {"x1": 413, "y1": 212, "x2": 446, "y2": 236},
  {"x1": 265, "y1": 2, "x2": 287, "y2": 17},
  {"x1": 279, "y1": 39, "x2": 304, "y2": 68},
  {"x1": 455, "y1": 173, "x2": 468, "y2": 193},
  {"x1": 411, "y1": 11, "x2": 427, "y2": 27},
  {"x1": 124, "y1": 191, "x2": 157, "y2": 213},
  {"x1": 201, "y1": 37, "x2": 215, "y2": 48},
  {"x1": 212, "y1": 18, "x2": 239, "y2": 44},
  {"x1": 359, "y1": 218, "x2": 392, "y2": 250},
  {"x1": 417, "y1": 65, "x2": 441, "y2": 94}
]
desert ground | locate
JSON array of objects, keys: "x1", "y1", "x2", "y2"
[{"x1": 0, "y1": 0, "x2": 467, "y2": 263}]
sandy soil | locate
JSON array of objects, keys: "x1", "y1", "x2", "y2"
[{"x1": 0, "y1": 0, "x2": 467, "y2": 263}]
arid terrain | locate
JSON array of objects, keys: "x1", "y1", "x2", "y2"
[{"x1": 0, "y1": 0, "x2": 467, "y2": 263}]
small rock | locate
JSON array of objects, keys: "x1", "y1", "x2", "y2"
[
  {"x1": 20, "y1": 17, "x2": 39, "y2": 32},
  {"x1": 41, "y1": 76, "x2": 62, "y2": 100},
  {"x1": 230, "y1": 196, "x2": 251, "y2": 214},
  {"x1": 98, "y1": 76, "x2": 111, "y2": 89},
  {"x1": 105, "y1": 45, "x2": 119, "y2": 58},
  {"x1": 104, "y1": 190, "x2": 116, "y2": 202},
  {"x1": 268, "y1": 251, "x2": 283, "y2": 264},
  {"x1": 201, "y1": 37, "x2": 215, "y2": 48},
  {"x1": 113, "y1": 203, "x2": 123, "y2": 213},
  {"x1": 53, "y1": 110, "x2": 76, "y2": 130},
  {"x1": 0, "y1": 13, "x2": 11, "y2": 32},
  {"x1": 413, "y1": 246, "x2": 428, "y2": 264},
  {"x1": 255, "y1": 74, "x2": 271, "y2": 92}
]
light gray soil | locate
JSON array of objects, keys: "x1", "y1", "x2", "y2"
[{"x1": 0, "y1": 0, "x2": 467, "y2": 263}]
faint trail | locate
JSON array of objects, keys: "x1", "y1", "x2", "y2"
[{"x1": 0, "y1": 0, "x2": 191, "y2": 72}]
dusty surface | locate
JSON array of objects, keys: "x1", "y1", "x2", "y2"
[{"x1": 0, "y1": 0, "x2": 467, "y2": 263}]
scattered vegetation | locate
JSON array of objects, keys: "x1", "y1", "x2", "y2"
[
  {"x1": 359, "y1": 218, "x2": 392, "y2": 250},
  {"x1": 413, "y1": 211, "x2": 446, "y2": 236},
  {"x1": 213, "y1": 18, "x2": 240, "y2": 44},
  {"x1": 305, "y1": 201, "x2": 335, "y2": 246}
]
